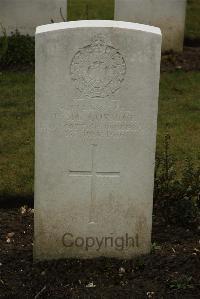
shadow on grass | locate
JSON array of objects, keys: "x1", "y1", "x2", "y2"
[
  {"x1": 0, "y1": 193, "x2": 34, "y2": 208},
  {"x1": 184, "y1": 37, "x2": 200, "y2": 47}
]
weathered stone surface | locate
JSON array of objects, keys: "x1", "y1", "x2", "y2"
[
  {"x1": 0, "y1": 0, "x2": 67, "y2": 36},
  {"x1": 34, "y1": 20, "x2": 161, "y2": 260},
  {"x1": 115, "y1": 0, "x2": 187, "y2": 52}
]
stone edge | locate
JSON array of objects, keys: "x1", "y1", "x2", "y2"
[{"x1": 36, "y1": 20, "x2": 161, "y2": 36}]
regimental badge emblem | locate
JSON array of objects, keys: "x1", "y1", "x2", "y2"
[{"x1": 70, "y1": 35, "x2": 126, "y2": 98}]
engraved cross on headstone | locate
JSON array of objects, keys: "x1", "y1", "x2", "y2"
[{"x1": 69, "y1": 144, "x2": 120, "y2": 223}]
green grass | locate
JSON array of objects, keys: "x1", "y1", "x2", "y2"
[
  {"x1": 157, "y1": 71, "x2": 200, "y2": 163},
  {"x1": 68, "y1": 0, "x2": 114, "y2": 20},
  {"x1": 68, "y1": 0, "x2": 200, "y2": 41},
  {"x1": 185, "y1": 0, "x2": 200, "y2": 40},
  {"x1": 0, "y1": 71, "x2": 199, "y2": 198},
  {"x1": 0, "y1": 72, "x2": 34, "y2": 199}
]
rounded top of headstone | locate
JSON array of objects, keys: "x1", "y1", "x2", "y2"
[{"x1": 36, "y1": 20, "x2": 161, "y2": 36}]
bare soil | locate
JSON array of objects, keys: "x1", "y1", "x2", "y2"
[
  {"x1": 0, "y1": 206, "x2": 199, "y2": 299},
  {"x1": 161, "y1": 47, "x2": 200, "y2": 72}
]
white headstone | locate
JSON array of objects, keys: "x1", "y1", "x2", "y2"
[
  {"x1": 34, "y1": 20, "x2": 161, "y2": 260},
  {"x1": 0, "y1": 0, "x2": 67, "y2": 36},
  {"x1": 115, "y1": 0, "x2": 187, "y2": 52}
]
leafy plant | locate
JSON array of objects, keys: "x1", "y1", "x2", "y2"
[
  {"x1": 154, "y1": 134, "x2": 200, "y2": 227},
  {"x1": 169, "y1": 275, "x2": 193, "y2": 290},
  {"x1": 0, "y1": 23, "x2": 8, "y2": 61},
  {"x1": 151, "y1": 242, "x2": 162, "y2": 253},
  {"x1": 0, "y1": 30, "x2": 34, "y2": 69}
]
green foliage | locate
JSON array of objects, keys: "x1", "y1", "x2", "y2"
[
  {"x1": 0, "y1": 23, "x2": 8, "y2": 61},
  {"x1": 169, "y1": 275, "x2": 193, "y2": 290},
  {"x1": 0, "y1": 30, "x2": 34, "y2": 69},
  {"x1": 154, "y1": 134, "x2": 200, "y2": 227},
  {"x1": 151, "y1": 242, "x2": 162, "y2": 253}
]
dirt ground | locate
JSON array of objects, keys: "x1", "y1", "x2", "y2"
[
  {"x1": 161, "y1": 47, "x2": 200, "y2": 72},
  {"x1": 0, "y1": 205, "x2": 199, "y2": 299}
]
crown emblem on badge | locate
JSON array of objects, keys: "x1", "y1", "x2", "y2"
[{"x1": 70, "y1": 35, "x2": 126, "y2": 98}]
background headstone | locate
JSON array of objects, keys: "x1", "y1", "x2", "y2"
[
  {"x1": 115, "y1": 0, "x2": 187, "y2": 52},
  {"x1": 35, "y1": 20, "x2": 161, "y2": 260},
  {"x1": 0, "y1": 0, "x2": 67, "y2": 36}
]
